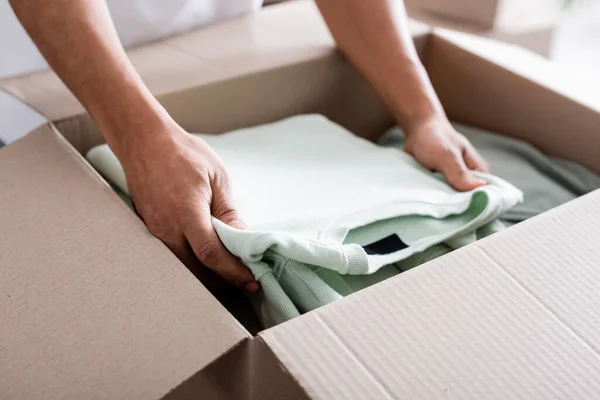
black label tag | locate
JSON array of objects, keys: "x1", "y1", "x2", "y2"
[{"x1": 363, "y1": 234, "x2": 408, "y2": 255}]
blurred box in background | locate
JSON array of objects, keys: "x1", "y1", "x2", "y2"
[
  {"x1": 406, "y1": 5, "x2": 557, "y2": 57},
  {"x1": 404, "y1": 0, "x2": 563, "y2": 31},
  {"x1": 264, "y1": 0, "x2": 560, "y2": 57}
]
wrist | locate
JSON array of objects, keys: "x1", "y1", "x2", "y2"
[
  {"x1": 386, "y1": 63, "x2": 449, "y2": 136},
  {"x1": 99, "y1": 95, "x2": 180, "y2": 161},
  {"x1": 404, "y1": 112, "x2": 451, "y2": 136},
  {"x1": 402, "y1": 110, "x2": 451, "y2": 137}
]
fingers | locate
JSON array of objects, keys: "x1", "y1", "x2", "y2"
[
  {"x1": 211, "y1": 180, "x2": 247, "y2": 230},
  {"x1": 183, "y1": 200, "x2": 258, "y2": 292},
  {"x1": 463, "y1": 144, "x2": 490, "y2": 173},
  {"x1": 163, "y1": 235, "x2": 230, "y2": 294},
  {"x1": 440, "y1": 149, "x2": 487, "y2": 192}
]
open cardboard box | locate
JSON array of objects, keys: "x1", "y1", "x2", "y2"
[{"x1": 2, "y1": 1, "x2": 600, "y2": 399}]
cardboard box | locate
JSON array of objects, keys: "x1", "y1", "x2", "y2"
[
  {"x1": 2, "y1": 1, "x2": 600, "y2": 398},
  {"x1": 404, "y1": 0, "x2": 564, "y2": 31},
  {"x1": 407, "y1": 6, "x2": 555, "y2": 57}
]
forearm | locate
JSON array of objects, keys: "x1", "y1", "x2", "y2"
[
  {"x1": 315, "y1": 0, "x2": 447, "y2": 133},
  {"x1": 9, "y1": 0, "x2": 173, "y2": 158}
]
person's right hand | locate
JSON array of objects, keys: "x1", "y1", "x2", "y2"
[
  {"x1": 118, "y1": 120, "x2": 259, "y2": 293},
  {"x1": 404, "y1": 117, "x2": 490, "y2": 191}
]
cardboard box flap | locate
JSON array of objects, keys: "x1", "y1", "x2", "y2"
[
  {"x1": 426, "y1": 29, "x2": 600, "y2": 174},
  {"x1": 0, "y1": 126, "x2": 249, "y2": 399},
  {"x1": 260, "y1": 195, "x2": 600, "y2": 399},
  {"x1": 481, "y1": 189, "x2": 600, "y2": 353},
  {"x1": 0, "y1": 0, "x2": 430, "y2": 123}
]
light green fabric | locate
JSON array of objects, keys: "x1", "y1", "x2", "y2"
[
  {"x1": 380, "y1": 123, "x2": 600, "y2": 226},
  {"x1": 311, "y1": 217, "x2": 506, "y2": 295},
  {"x1": 245, "y1": 261, "x2": 301, "y2": 328},
  {"x1": 86, "y1": 115, "x2": 524, "y2": 328}
]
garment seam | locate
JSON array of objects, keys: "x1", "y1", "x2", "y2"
[{"x1": 318, "y1": 176, "x2": 519, "y2": 243}]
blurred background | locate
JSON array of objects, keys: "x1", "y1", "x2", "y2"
[
  {"x1": 554, "y1": 0, "x2": 600, "y2": 83},
  {"x1": 1, "y1": 0, "x2": 598, "y2": 81},
  {"x1": 400, "y1": 0, "x2": 600, "y2": 87},
  {"x1": 0, "y1": 0, "x2": 599, "y2": 146}
]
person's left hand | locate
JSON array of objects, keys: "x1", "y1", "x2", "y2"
[{"x1": 404, "y1": 117, "x2": 490, "y2": 191}]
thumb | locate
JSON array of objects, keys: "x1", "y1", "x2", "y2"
[
  {"x1": 211, "y1": 178, "x2": 247, "y2": 231},
  {"x1": 440, "y1": 150, "x2": 487, "y2": 192},
  {"x1": 183, "y1": 200, "x2": 258, "y2": 292}
]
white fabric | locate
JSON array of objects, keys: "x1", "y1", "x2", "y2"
[
  {"x1": 0, "y1": 0, "x2": 262, "y2": 79},
  {"x1": 86, "y1": 115, "x2": 523, "y2": 277}
]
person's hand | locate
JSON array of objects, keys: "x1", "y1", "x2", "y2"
[
  {"x1": 404, "y1": 117, "x2": 490, "y2": 191},
  {"x1": 119, "y1": 120, "x2": 259, "y2": 293}
]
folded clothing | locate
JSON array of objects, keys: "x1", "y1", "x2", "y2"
[
  {"x1": 313, "y1": 219, "x2": 506, "y2": 296},
  {"x1": 86, "y1": 115, "x2": 522, "y2": 327},
  {"x1": 380, "y1": 123, "x2": 600, "y2": 226}
]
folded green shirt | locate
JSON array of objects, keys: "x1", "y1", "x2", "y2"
[{"x1": 86, "y1": 115, "x2": 523, "y2": 328}]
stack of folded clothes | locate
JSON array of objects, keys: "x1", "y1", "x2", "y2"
[{"x1": 86, "y1": 115, "x2": 600, "y2": 328}]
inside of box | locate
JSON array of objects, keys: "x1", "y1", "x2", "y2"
[
  {"x1": 52, "y1": 35, "x2": 600, "y2": 334},
  {"x1": 425, "y1": 32, "x2": 600, "y2": 175},
  {"x1": 53, "y1": 54, "x2": 398, "y2": 335}
]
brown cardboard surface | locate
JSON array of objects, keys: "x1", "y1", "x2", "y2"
[
  {"x1": 0, "y1": 125, "x2": 249, "y2": 398},
  {"x1": 260, "y1": 196, "x2": 600, "y2": 398},
  {"x1": 408, "y1": 7, "x2": 554, "y2": 57},
  {"x1": 481, "y1": 190, "x2": 600, "y2": 355},
  {"x1": 3, "y1": 0, "x2": 600, "y2": 398},
  {"x1": 0, "y1": 69, "x2": 80, "y2": 121}
]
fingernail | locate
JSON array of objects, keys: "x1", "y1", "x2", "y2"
[{"x1": 244, "y1": 281, "x2": 260, "y2": 293}]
